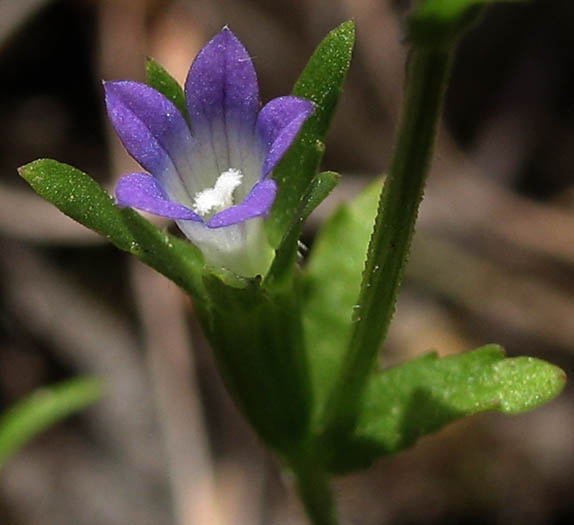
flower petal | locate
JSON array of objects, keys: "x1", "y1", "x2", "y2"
[
  {"x1": 116, "y1": 173, "x2": 202, "y2": 221},
  {"x1": 185, "y1": 27, "x2": 259, "y2": 174},
  {"x1": 104, "y1": 81, "x2": 195, "y2": 197},
  {"x1": 256, "y1": 96, "x2": 314, "y2": 177},
  {"x1": 256, "y1": 96, "x2": 314, "y2": 149},
  {"x1": 207, "y1": 179, "x2": 277, "y2": 228}
]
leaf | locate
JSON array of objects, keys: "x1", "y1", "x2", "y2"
[
  {"x1": 302, "y1": 179, "x2": 382, "y2": 423},
  {"x1": 305, "y1": 180, "x2": 566, "y2": 472},
  {"x1": 0, "y1": 378, "x2": 102, "y2": 467},
  {"x1": 145, "y1": 58, "x2": 187, "y2": 118},
  {"x1": 19, "y1": 159, "x2": 207, "y2": 300},
  {"x1": 265, "y1": 171, "x2": 340, "y2": 289},
  {"x1": 324, "y1": 345, "x2": 566, "y2": 473},
  {"x1": 266, "y1": 20, "x2": 355, "y2": 247}
]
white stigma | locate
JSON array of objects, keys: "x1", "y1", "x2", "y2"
[{"x1": 193, "y1": 168, "x2": 243, "y2": 216}]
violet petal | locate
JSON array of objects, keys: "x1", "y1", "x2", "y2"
[
  {"x1": 207, "y1": 179, "x2": 277, "y2": 228},
  {"x1": 104, "y1": 81, "x2": 193, "y2": 181},
  {"x1": 256, "y1": 96, "x2": 314, "y2": 151},
  {"x1": 260, "y1": 110, "x2": 313, "y2": 178},
  {"x1": 116, "y1": 173, "x2": 202, "y2": 221},
  {"x1": 185, "y1": 27, "x2": 259, "y2": 173}
]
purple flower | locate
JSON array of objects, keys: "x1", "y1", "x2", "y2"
[{"x1": 104, "y1": 28, "x2": 314, "y2": 276}]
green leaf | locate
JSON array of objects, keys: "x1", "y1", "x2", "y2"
[
  {"x1": 265, "y1": 171, "x2": 340, "y2": 289},
  {"x1": 266, "y1": 20, "x2": 355, "y2": 248},
  {"x1": 325, "y1": 345, "x2": 566, "y2": 473},
  {"x1": 19, "y1": 159, "x2": 207, "y2": 300},
  {"x1": 302, "y1": 179, "x2": 382, "y2": 423},
  {"x1": 305, "y1": 179, "x2": 566, "y2": 473},
  {"x1": 0, "y1": 378, "x2": 102, "y2": 468},
  {"x1": 306, "y1": 181, "x2": 566, "y2": 472},
  {"x1": 408, "y1": 0, "x2": 524, "y2": 47},
  {"x1": 145, "y1": 58, "x2": 187, "y2": 118}
]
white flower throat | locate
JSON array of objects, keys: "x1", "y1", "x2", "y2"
[{"x1": 193, "y1": 168, "x2": 243, "y2": 216}]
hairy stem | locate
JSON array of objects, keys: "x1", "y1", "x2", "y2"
[{"x1": 322, "y1": 47, "x2": 454, "y2": 439}]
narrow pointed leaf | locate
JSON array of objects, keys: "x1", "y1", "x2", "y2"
[
  {"x1": 19, "y1": 159, "x2": 206, "y2": 300},
  {"x1": 0, "y1": 378, "x2": 102, "y2": 468},
  {"x1": 145, "y1": 58, "x2": 187, "y2": 118},
  {"x1": 265, "y1": 171, "x2": 340, "y2": 289},
  {"x1": 266, "y1": 20, "x2": 355, "y2": 247},
  {"x1": 325, "y1": 345, "x2": 566, "y2": 472}
]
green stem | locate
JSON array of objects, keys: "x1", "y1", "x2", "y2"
[
  {"x1": 322, "y1": 47, "x2": 454, "y2": 439},
  {"x1": 292, "y1": 457, "x2": 337, "y2": 525}
]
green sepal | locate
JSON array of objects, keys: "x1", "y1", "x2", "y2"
[
  {"x1": 302, "y1": 179, "x2": 381, "y2": 423},
  {"x1": 324, "y1": 345, "x2": 566, "y2": 473},
  {"x1": 265, "y1": 171, "x2": 340, "y2": 290},
  {"x1": 18, "y1": 159, "x2": 207, "y2": 301},
  {"x1": 145, "y1": 57, "x2": 187, "y2": 118},
  {"x1": 266, "y1": 20, "x2": 355, "y2": 248},
  {"x1": 0, "y1": 378, "x2": 102, "y2": 468},
  {"x1": 201, "y1": 274, "x2": 311, "y2": 456},
  {"x1": 408, "y1": 0, "x2": 524, "y2": 48}
]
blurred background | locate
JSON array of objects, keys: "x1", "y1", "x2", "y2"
[{"x1": 0, "y1": 0, "x2": 573, "y2": 523}]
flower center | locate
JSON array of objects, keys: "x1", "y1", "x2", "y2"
[{"x1": 193, "y1": 168, "x2": 243, "y2": 216}]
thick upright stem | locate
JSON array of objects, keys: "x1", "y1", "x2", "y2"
[{"x1": 322, "y1": 47, "x2": 454, "y2": 439}]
